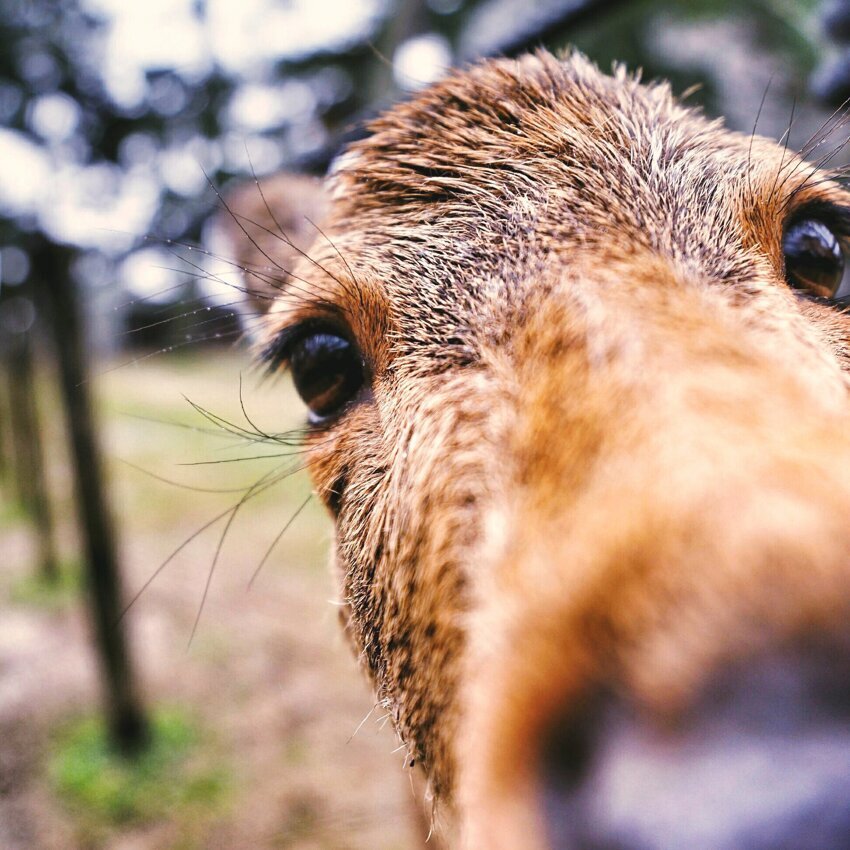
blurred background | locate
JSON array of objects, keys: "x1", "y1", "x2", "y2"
[{"x1": 0, "y1": 0, "x2": 848, "y2": 847}]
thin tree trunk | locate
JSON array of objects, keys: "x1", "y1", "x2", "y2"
[
  {"x1": 6, "y1": 340, "x2": 34, "y2": 511},
  {"x1": 6, "y1": 321, "x2": 59, "y2": 581},
  {"x1": 0, "y1": 357, "x2": 8, "y2": 483},
  {"x1": 32, "y1": 240, "x2": 149, "y2": 756}
]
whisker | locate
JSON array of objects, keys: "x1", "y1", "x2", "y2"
[
  {"x1": 118, "y1": 482, "x2": 259, "y2": 623},
  {"x1": 747, "y1": 76, "x2": 771, "y2": 199},
  {"x1": 247, "y1": 493, "x2": 312, "y2": 588},
  {"x1": 201, "y1": 167, "x2": 358, "y2": 309},
  {"x1": 769, "y1": 96, "x2": 796, "y2": 200},
  {"x1": 120, "y1": 298, "x2": 244, "y2": 338},
  {"x1": 144, "y1": 234, "x2": 331, "y2": 307},
  {"x1": 91, "y1": 334, "x2": 244, "y2": 381},
  {"x1": 305, "y1": 214, "x2": 360, "y2": 297},
  {"x1": 179, "y1": 395, "x2": 322, "y2": 449},
  {"x1": 243, "y1": 149, "x2": 360, "y2": 301},
  {"x1": 187, "y1": 460, "x2": 305, "y2": 647},
  {"x1": 112, "y1": 280, "x2": 190, "y2": 310},
  {"x1": 119, "y1": 458, "x2": 263, "y2": 494},
  {"x1": 182, "y1": 396, "x2": 273, "y2": 442},
  {"x1": 119, "y1": 412, "x2": 249, "y2": 441},
  {"x1": 177, "y1": 451, "x2": 307, "y2": 466},
  {"x1": 238, "y1": 372, "x2": 276, "y2": 442}
]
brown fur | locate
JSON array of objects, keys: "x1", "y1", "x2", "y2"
[{"x1": 253, "y1": 52, "x2": 850, "y2": 847}]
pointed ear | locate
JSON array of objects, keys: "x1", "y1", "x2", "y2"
[{"x1": 216, "y1": 171, "x2": 328, "y2": 311}]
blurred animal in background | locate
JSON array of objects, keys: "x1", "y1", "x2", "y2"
[
  {"x1": 218, "y1": 172, "x2": 328, "y2": 324},
  {"x1": 224, "y1": 51, "x2": 850, "y2": 850}
]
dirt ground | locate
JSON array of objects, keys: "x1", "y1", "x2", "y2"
[{"x1": 0, "y1": 349, "x2": 421, "y2": 849}]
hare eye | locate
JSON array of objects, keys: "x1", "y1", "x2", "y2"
[
  {"x1": 782, "y1": 218, "x2": 848, "y2": 300},
  {"x1": 289, "y1": 330, "x2": 364, "y2": 421}
]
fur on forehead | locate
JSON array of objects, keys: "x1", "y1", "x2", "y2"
[
  {"x1": 315, "y1": 49, "x2": 800, "y2": 359},
  {"x1": 322, "y1": 50, "x2": 801, "y2": 306},
  {"x1": 328, "y1": 51, "x2": 751, "y2": 228}
]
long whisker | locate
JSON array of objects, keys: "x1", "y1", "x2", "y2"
[
  {"x1": 118, "y1": 460, "x2": 301, "y2": 624},
  {"x1": 243, "y1": 149, "x2": 359, "y2": 303},
  {"x1": 203, "y1": 167, "x2": 358, "y2": 309},
  {"x1": 769, "y1": 96, "x2": 797, "y2": 200},
  {"x1": 747, "y1": 76, "x2": 771, "y2": 199},
  {"x1": 177, "y1": 451, "x2": 308, "y2": 465},
  {"x1": 238, "y1": 372, "x2": 275, "y2": 442},
  {"x1": 119, "y1": 458, "x2": 263, "y2": 494},
  {"x1": 247, "y1": 493, "x2": 312, "y2": 588},
  {"x1": 188, "y1": 460, "x2": 305, "y2": 647},
  {"x1": 120, "y1": 412, "x2": 249, "y2": 441},
  {"x1": 92, "y1": 333, "x2": 244, "y2": 380}
]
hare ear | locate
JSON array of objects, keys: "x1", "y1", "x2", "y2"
[{"x1": 215, "y1": 171, "x2": 328, "y2": 314}]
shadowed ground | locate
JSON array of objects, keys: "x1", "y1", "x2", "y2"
[{"x1": 0, "y1": 351, "x2": 417, "y2": 850}]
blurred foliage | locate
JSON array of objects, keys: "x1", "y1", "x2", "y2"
[
  {"x1": 0, "y1": 0, "x2": 835, "y2": 353},
  {"x1": 0, "y1": 491, "x2": 28, "y2": 526},
  {"x1": 814, "y1": 0, "x2": 850, "y2": 105},
  {"x1": 0, "y1": 0, "x2": 234, "y2": 244},
  {"x1": 569, "y1": 0, "x2": 822, "y2": 115},
  {"x1": 49, "y1": 707, "x2": 229, "y2": 839}
]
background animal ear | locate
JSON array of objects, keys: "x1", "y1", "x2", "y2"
[{"x1": 215, "y1": 171, "x2": 328, "y2": 312}]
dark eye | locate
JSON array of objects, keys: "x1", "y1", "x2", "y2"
[
  {"x1": 289, "y1": 330, "x2": 365, "y2": 421},
  {"x1": 782, "y1": 218, "x2": 849, "y2": 300}
]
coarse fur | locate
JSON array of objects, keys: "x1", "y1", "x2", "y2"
[{"x1": 249, "y1": 51, "x2": 850, "y2": 847}]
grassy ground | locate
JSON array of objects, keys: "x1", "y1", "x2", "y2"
[{"x1": 0, "y1": 349, "x2": 418, "y2": 849}]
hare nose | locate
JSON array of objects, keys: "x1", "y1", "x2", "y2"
[{"x1": 539, "y1": 644, "x2": 850, "y2": 850}]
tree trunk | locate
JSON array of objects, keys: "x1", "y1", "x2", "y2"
[
  {"x1": 32, "y1": 239, "x2": 149, "y2": 756},
  {"x1": 5, "y1": 340, "x2": 34, "y2": 511},
  {"x1": 4, "y1": 296, "x2": 58, "y2": 581},
  {"x1": 0, "y1": 356, "x2": 7, "y2": 483}
]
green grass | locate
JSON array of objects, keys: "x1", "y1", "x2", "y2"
[
  {"x1": 0, "y1": 489, "x2": 27, "y2": 526},
  {"x1": 49, "y1": 707, "x2": 229, "y2": 837},
  {"x1": 9, "y1": 560, "x2": 82, "y2": 610}
]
